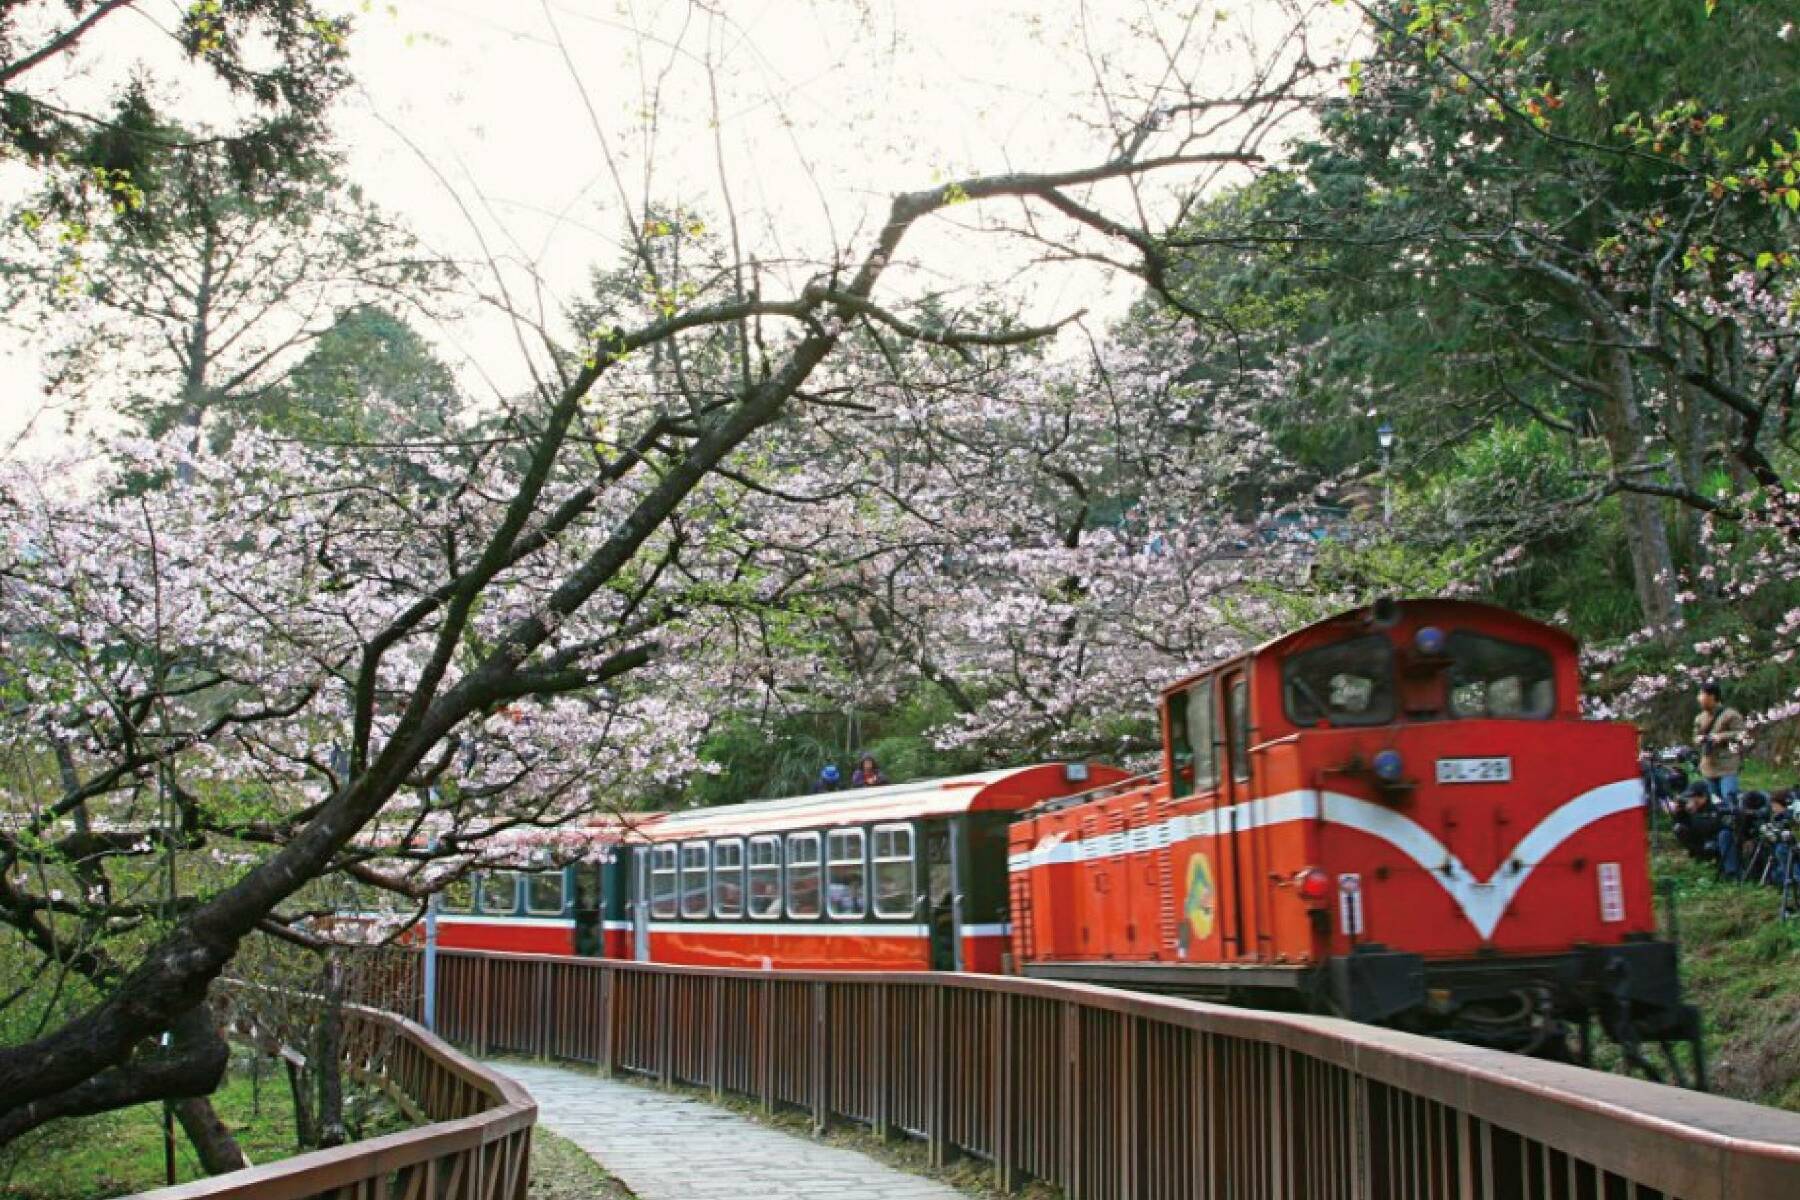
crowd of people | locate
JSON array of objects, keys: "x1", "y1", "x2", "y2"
[{"x1": 1653, "y1": 683, "x2": 1799, "y2": 916}]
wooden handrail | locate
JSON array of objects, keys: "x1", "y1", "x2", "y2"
[
  {"x1": 420, "y1": 948, "x2": 1800, "y2": 1199},
  {"x1": 128, "y1": 991, "x2": 535, "y2": 1200}
]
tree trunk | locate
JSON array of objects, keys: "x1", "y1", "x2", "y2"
[
  {"x1": 1595, "y1": 338, "x2": 1683, "y2": 634},
  {"x1": 312, "y1": 959, "x2": 346, "y2": 1150},
  {"x1": 172, "y1": 1096, "x2": 250, "y2": 1174},
  {"x1": 283, "y1": 1058, "x2": 315, "y2": 1150}
]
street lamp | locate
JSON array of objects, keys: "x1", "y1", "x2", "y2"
[{"x1": 1376, "y1": 422, "x2": 1395, "y2": 526}]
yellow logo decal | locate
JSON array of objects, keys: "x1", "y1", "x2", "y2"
[{"x1": 1184, "y1": 852, "x2": 1216, "y2": 943}]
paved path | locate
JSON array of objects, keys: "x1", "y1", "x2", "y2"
[{"x1": 492, "y1": 1060, "x2": 963, "y2": 1200}]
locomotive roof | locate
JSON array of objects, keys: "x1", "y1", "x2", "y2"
[
  {"x1": 1160, "y1": 598, "x2": 1577, "y2": 699},
  {"x1": 643, "y1": 762, "x2": 1126, "y2": 840}
]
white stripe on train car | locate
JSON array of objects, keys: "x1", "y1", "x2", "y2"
[
  {"x1": 646, "y1": 921, "x2": 931, "y2": 937},
  {"x1": 961, "y1": 923, "x2": 1012, "y2": 938},
  {"x1": 1007, "y1": 780, "x2": 1642, "y2": 940},
  {"x1": 438, "y1": 914, "x2": 577, "y2": 927}
]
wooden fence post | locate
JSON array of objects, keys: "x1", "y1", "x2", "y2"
[
  {"x1": 927, "y1": 987, "x2": 958, "y2": 1167},
  {"x1": 811, "y1": 981, "x2": 829, "y2": 1134},
  {"x1": 993, "y1": 991, "x2": 1017, "y2": 1193},
  {"x1": 598, "y1": 966, "x2": 616, "y2": 1078},
  {"x1": 710, "y1": 975, "x2": 725, "y2": 1101},
  {"x1": 758, "y1": 976, "x2": 776, "y2": 1113},
  {"x1": 871, "y1": 984, "x2": 892, "y2": 1142}
]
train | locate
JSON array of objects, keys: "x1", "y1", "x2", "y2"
[{"x1": 410, "y1": 599, "x2": 1703, "y2": 1083}]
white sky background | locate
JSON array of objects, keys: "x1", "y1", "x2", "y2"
[{"x1": 0, "y1": 0, "x2": 1351, "y2": 455}]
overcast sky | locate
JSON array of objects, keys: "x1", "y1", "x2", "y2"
[{"x1": 0, "y1": 0, "x2": 1343, "y2": 456}]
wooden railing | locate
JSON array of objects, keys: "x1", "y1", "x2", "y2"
[
  {"x1": 131, "y1": 995, "x2": 535, "y2": 1200},
  {"x1": 423, "y1": 948, "x2": 1800, "y2": 1200}
]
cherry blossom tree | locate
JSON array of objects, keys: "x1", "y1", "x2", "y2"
[{"x1": 0, "y1": 1, "x2": 1345, "y2": 1144}]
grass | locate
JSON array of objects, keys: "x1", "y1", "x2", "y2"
[
  {"x1": 528, "y1": 1127, "x2": 634, "y2": 1200},
  {"x1": 0, "y1": 1054, "x2": 410, "y2": 1200},
  {"x1": 1654, "y1": 844, "x2": 1800, "y2": 1110}
]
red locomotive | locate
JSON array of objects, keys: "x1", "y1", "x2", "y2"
[
  {"x1": 1010, "y1": 598, "x2": 1699, "y2": 1080},
  {"x1": 416, "y1": 599, "x2": 1700, "y2": 1080}
]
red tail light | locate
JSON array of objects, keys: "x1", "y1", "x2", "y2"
[{"x1": 1297, "y1": 867, "x2": 1331, "y2": 904}]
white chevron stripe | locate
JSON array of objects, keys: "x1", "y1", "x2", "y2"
[{"x1": 1007, "y1": 779, "x2": 1644, "y2": 939}]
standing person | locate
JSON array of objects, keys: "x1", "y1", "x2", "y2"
[
  {"x1": 1694, "y1": 681, "x2": 1746, "y2": 805},
  {"x1": 816, "y1": 763, "x2": 842, "y2": 793},
  {"x1": 850, "y1": 754, "x2": 885, "y2": 789}
]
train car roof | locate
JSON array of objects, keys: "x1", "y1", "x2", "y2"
[{"x1": 642, "y1": 762, "x2": 1128, "y2": 840}]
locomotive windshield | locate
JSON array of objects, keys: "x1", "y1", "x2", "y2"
[
  {"x1": 1282, "y1": 635, "x2": 1395, "y2": 727},
  {"x1": 1446, "y1": 632, "x2": 1555, "y2": 718}
]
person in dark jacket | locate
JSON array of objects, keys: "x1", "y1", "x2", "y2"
[
  {"x1": 1670, "y1": 782, "x2": 1723, "y2": 865},
  {"x1": 816, "y1": 763, "x2": 843, "y2": 793},
  {"x1": 850, "y1": 754, "x2": 885, "y2": 788}
]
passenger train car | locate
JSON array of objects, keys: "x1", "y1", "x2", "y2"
[{"x1": 419, "y1": 600, "x2": 1698, "y2": 1077}]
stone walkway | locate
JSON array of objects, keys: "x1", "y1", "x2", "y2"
[{"x1": 492, "y1": 1060, "x2": 963, "y2": 1200}]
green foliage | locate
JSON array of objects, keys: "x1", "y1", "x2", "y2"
[{"x1": 0, "y1": 1052, "x2": 407, "y2": 1198}]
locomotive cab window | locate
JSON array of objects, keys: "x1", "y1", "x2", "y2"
[
  {"x1": 871, "y1": 823, "x2": 915, "y2": 918},
  {"x1": 680, "y1": 841, "x2": 711, "y2": 919},
  {"x1": 1446, "y1": 632, "x2": 1555, "y2": 719},
  {"x1": 786, "y1": 832, "x2": 822, "y2": 918},
  {"x1": 1168, "y1": 678, "x2": 1219, "y2": 798},
  {"x1": 479, "y1": 872, "x2": 519, "y2": 915},
  {"x1": 1283, "y1": 635, "x2": 1395, "y2": 727},
  {"x1": 649, "y1": 845, "x2": 678, "y2": 919},
  {"x1": 1229, "y1": 678, "x2": 1251, "y2": 782},
  {"x1": 826, "y1": 829, "x2": 867, "y2": 919},
  {"x1": 712, "y1": 838, "x2": 745, "y2": 918},
  {"x1": 526, "y1": 871, "x2": 566, "y2": 915},
  {"x1": 747, "y1": 835, "x2": 781, "y2": 919}
]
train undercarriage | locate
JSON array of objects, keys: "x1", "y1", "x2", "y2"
[{"x1": 1022, "y1": 937, "x2": 1707, "y2": 1089}]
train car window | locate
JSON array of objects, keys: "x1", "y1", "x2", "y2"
[
  {"x1": 713, "y1": 838, "x2": 745, "y2": 918},
  {"x1": 479, "y1": 872, "x2": 518, "y2": 914},
  {"x1": 872, "y1": 823, "x2": 915, "y2": 918},
  {"x1": 680, "y1": 841, "x2": 711, "y2": 919},
  {"x1": 748, "y1": 835, "x2": 782, "y2": 918},
  {"x1": 786, "y1": 832, "x2": 822, "y2": 918},
  {"x1": 1282, "y1": 635, "x2": 1395, "y2": 727},
  {"x1": 826, "y1": 828, "x2": 867, "y2": 919},
  {"x1": 1229, "y1": 678, "x2": 1251, "y2": 782},
  {"x1": 1447, "y1": 632, "x2": 1555, "y2": 719},
  {"x1": 649, "y1": 845, "x2": 678, "y2": 919},
  {"x1": 440, "y1": 877, "x2": 473, "y2": 913},
  {"x1": 526, "y1": 872, "x2": 566, "y2": 915}
]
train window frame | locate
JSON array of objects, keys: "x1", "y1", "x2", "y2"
[
  {"x1": 680, "y1": 840, "x2": 711, "y2": 919},
  {"x1": 1446, "y1": 631, "x2": 1556, "y2": 720},
  {"x1": 525, "y1": 871, "x2": 566, "y2": 916},
  {"x1": 871, "y1": 822, "x2": 915, "y2": 919},
  {"x1": 785, "y1": 831, "x2": 823, "y2": 919},
  {"x1": 1281, "y1": 634, "x2": 1396, "y2": 728},
  {"x1": 479, "y1": 872, "x2": 519, "y2": 915},
  {"x1": 712, "y1": 837, "x2": 746, "y2": 918},
  {"x1": 440, "y1": 876, "x2": 474, "y2": 914},
  {"x1": 826, "y1": 827, "x2": 868, "y2": 920},
  {"x1": 1229, "y1": 677, "x2": 1251, "y2": 783},
  {"x1": 748, "y1": 834, "x2": 782, "y2": 919},
  {"x1": 1167, "y1": 679, "x2": 1220, "y2": 799},
  {"x1": 649, "y1": 845, "x2": 679, "y2": 919}
]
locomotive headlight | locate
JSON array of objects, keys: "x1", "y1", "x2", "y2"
[
  {"x1": 1414, "y1": 625, "x2": 1446, "y2": 656},
  {"x1": 1297, "y1": 867, "x2": 1331, "y2": 905},
  {"x1": 1372, "y1": 749, "x2": 1405, "y2": 783}
]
